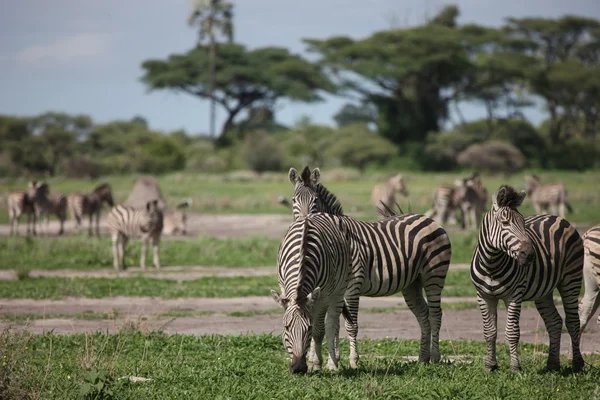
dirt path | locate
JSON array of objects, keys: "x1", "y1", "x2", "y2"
[
  {"x1": 0, "y1": 264, "x2": 471, "y2": 281},
  {"x1": 2, "y1": 307, "x2": 598, "y2": 355}
]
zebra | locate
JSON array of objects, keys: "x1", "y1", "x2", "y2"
[
  {"x1": 288, "y1": 166, "x2": 452, "y2": 367},
  {"x1": 28, "y1": 181, "x2": 68, "y2": 236},
  {"x1": 68, "y1": 183, "x2": 115, "y2": 237},
  {"x1": 162, "y1": 200, "x2": 193, "y2": 235},
  {"x1": 424, "y1": 185, "x2": 462, "y2": 228},
  {"x1": 524, "y1": 175, "x2": 573, "y2": 218},
  {"x1": 371, "y1": 174, "x2": 409, "y2": 217},
  {"x1": 271, "y1": 212, "x2": 353, "y2": 373},
  {"x1": 7, "y1": 183, "x2": 47, "y2": 236},
  {"x1": 578, "y1": 224, "x2": 600, "y2": 332},
  {"x1": 106, "y1": 200, "x2": 164, "y2": 271},
  {"x1": 470, "y1": 185, "x2": 584, "y2": 372}
]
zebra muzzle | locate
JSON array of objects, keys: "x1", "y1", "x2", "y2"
[{"x1": 290, "y1": 355, "x2": 308, "y2": 374}]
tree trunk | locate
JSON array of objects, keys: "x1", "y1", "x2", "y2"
[
  {"x1": 215, "y1": 106, "x2": 244, "y2": 148},
  {"x1": 209, "y1": 34, "x2": 217, "y2": 139}
]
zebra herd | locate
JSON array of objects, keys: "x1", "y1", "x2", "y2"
[{"x1": 273, "y1": 166, "x2": 599, "y2": 375}]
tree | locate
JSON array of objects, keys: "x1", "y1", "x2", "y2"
[
  {"x1": 457, "y1": 141, "x2": 525, "y2": 175},
  {"x1": 188, "y1": 0, "x2": 234, "y2": 139},
  {"x1": 141, "y1": 44, "x2": 335, "y2": 146},
  {"x1": 333, "y1": 102, "x2": 377, "y2": 128}
]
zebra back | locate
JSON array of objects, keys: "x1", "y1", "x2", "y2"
[{"x1": 106, "y1": 201, "x2": 163, "y2": 239}]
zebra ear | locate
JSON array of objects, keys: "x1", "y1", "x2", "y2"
[
  {"x1": 492, "y1": 187, "x2": 506, "y2": 209},
  {"x1": 306, "y1": 287, "x2": 321, "y2": 307},
  {"x1": 310, "y1": 168, "x2": 321, "y2": 186},
  {"x1": 288, "y1": 168, "x2": 301, "y2": 186},
  {"x1": 271, "y1": 289, "x2": 288, "y2": 309}
]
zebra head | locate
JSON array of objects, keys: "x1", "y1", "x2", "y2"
[
  {"x1": 389, "y1": 174, "x2": 409, "y2": 197},
  {"x1": 487, "y1": 185, "x2": 534, "y2": 267},
  {"x1": 288, "y1": 166, "x2": 320, "y2": 220},
  {"x1": 93, "y1": 183, "x2": 115, "y2": 207},
  {"x1": 271, "y1": 287, "x2": 321, "y2": 374},
  {"x1": 28, "y1": 181, "x2": 49, "y2": 201}
]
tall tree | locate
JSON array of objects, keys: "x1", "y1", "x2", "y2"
[
  {"x1": 141, "y1": 44, "x2": 335, "y2": 146},
  {"x1": 188, "y1": 0, "x2": 234, "y2": 140}
]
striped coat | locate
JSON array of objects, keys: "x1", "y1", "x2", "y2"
[
  {"x1": 106, "y1": 200, "x2": 164, "y2": 271},
  {"x1": 8, "y1": 191, "x2": 37, "y2": 236},
  {"x1": 471, "y1": 185, "x2": 584, "y2": 372},
  {"x1": 68, "y1": 183, "x2": 114, "y2": 237},
  {"x1": 579, "y1": 224, "x2": 600, "y2": 331},
  {"x1": 371, "y1": 174, "x2": 409, "y2": 218},
  {"x1": 524, "y1": 175, "x2": 573, "y2": 218},
  {"x1": 28, "y1": 181, "x2": 68, "y2": 236},
  {"x1": 271, "y1": 212, "x2": 353, "y2": 373},
  {"x1": 289, "y1": 166, "x2": 452, "y2": 367}
]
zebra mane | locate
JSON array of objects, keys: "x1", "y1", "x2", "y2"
[
  {"x1": 296, "y1": 217, "x2": 310, "y2": 303},
  {"x1": 495, "y1": 185, "x2": 525, "y2": 209},
  {"x1": 316, "y1": 184, "x2": 344, "y2": 216},
  {"x1": 93, "y1": 183, "x2": 112, "y2": 194}
]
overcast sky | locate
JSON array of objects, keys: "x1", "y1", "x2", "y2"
[{"x1": 0, "y1": 0, "x2": 599, "y2": 135}]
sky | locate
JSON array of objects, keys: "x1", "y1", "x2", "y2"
[{"x1": 0, "y1": 0, "x2": 599, "y2": 136}]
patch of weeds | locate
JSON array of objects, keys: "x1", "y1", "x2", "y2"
[
  {"x1": 0, "y1": 326, "x2": 37, "y2": 399},
  {"x1": 15, "y1": 267, "x2": 30, "y2": 280},
  {"x1": 80, "y1": 367, "x2": 126, "y2": 400}
]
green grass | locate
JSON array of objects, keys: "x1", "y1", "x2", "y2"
[
  {"x1": 1, "y1": 330, "x2": 599, "y2": 400},
  {"x1": 2, "y1": 169, "x2": 600, "y2": 223},
  {"x1": 0, "y1": 235, "x2": 280, "y2": 270}
]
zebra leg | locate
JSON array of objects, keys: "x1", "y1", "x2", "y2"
[
  {"x1": 558, "y1": 284, "x2": 584, "y2": 372},
  {"x1": 534, "y1": 294, "x2": 562, "y2": 372},
  {"x1": 9, "y1": 211, "x2": 16, "y2": 236},
  {"x1": 579, "y1": 255, "x2": 600, "y2": 331},
  {"x1": 32, "y1": 212, "x2": 37, "y2": 236},
  {"x1": 423, "y1": 272, "x2": 447, "y2": 363},
  {"x1": 88, "y1": 214, "x2": 94, "y2": 237},
  {"x1": 344, "y1": 296, "x2": 360, "y2": 369},
  {"x1": 58, "y1": 214, "x2": 65, "y2": 236},
  {"x1": 140, "y1": 237, "x2": 148, "y2": 270},
  {"x1": 308, "y1": 308, "x2": 327, "y2": 372},
  {"x1": 112, "y1": 233, "x2": 121, "y2": 271},
  {"x1": 477, "y1": 293, "x2": 499, "y2": 372},
  {"x1": 95, "y1": 212, "x2": 101, "y2": 237},
  {"x1": 402, "y1": 279, "x2": 431, "y2": 363},
  {"x1": 152, "y1": 236, "x2": 161, "y2": 269},
  {"x1": 325, "y1": 302, "x2": 344, "y2": 371},
  {"x1": 504, "y1": 299, "x2": 524, "y2": 372}
]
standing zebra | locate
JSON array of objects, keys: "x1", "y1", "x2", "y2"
[
  {"x1": 289, "y1": 166, "x2": 452, "y2": 367},
  {"x1": 68, "y1": 183, "x2": 115, "y2": 237},
  {"x1": 29, "y1": 181, "x2": 68, "y2": 236},
  {"x1": 578, "y1": 224, "x2": 600, "y2": 332},
  {"x1": 471, "y1": 185, "x2": 584, "y2": 372},
  {"x1": 7, "y1": 183, "x2": 47, "y2": 236},
  {"x1": 371, "y1": 174, "x2": 409, "y2": 217},
  {"x1": 106, "y1": 200, "x2": 164, "y2": 271},
  {"x1": 271, "y1": 212, "x2": 353, "y2": 373},
  {"x1": 524, "y1": 175, "x2": 573, "y2": 218}
]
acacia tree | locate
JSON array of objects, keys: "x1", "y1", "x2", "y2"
[
  {"x1": 141, "y1": 44, "x2": 335, "y2": 146},
  {"x1": 188, "y1": 0, "x2": 234, "y2": 139}
]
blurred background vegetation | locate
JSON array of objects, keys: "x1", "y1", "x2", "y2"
[{"x1": 1, "y1": 4, "x2": 599, "y2": 179}]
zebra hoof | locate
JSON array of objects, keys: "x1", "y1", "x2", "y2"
[
  {"x1": 308, "y1": 363, "x2": 322, "y2": 373},
  {"x1": 510, "y1": 365, "x2": 521, "y2": 373},
  {"x1": 484, "y1": 364, "x2": 498, "y2": 373},
  {"x1": 572, "y1": 357, "x2": 584, "y2": 373}
]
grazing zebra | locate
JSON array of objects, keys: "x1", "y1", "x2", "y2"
[
  {"x1": 471, "y1": 185, "x2": 584, "y2": 372},
  {"x1": 68, "y1": 183, "x2": 115, "y2": 237},
  {"x1": 579, "y1": 224, "x2": 600, "y2": 332},
  {"x1": 7, "y1": 184, "x2": 46, "y2": 236},
  {"x1": 106, "y1": 200, "x2": 164, "y2": 271},
  {"x1": 162, "y1": 200, "x2": 193, "y2": 235},
  {"x1": 271, "y1": 212, "x2": 353, "y2": 373},
  {"x1": 28, "y1": 181, "x2": 68, "y2": 236},
  {"x1": 289, "y1": 166, "x2": 452, "y2": 367},
  {"x1": 371, "y1": 174, "x2": 409, "y2": 217},
  {"x1": 524, "y1": 175, "x2": 573, "y2": 218}
]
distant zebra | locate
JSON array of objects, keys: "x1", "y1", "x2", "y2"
[
  {"x1": 271, "y1": 212, "x2": 353, "y2": 373},
  {"x1": 424, "y1": 185, "x2": 462, "y2": 227},
  {"x1": 162, "y1": 200, "x2": 193, "y2": 236},
  {"x1": 371, "y1": 174, "x2": 409, "y2": 217},
  {"x1": 524, "y1": 175, "x2": 573, "y2": 218},
  {"x1": 68, "y1": 183, "x2": 115, "y2": 237},
  {"x1": 7, "y1": 183, "x2": 47, "y2": 236},
  {"x1": 289, "y1": 166, "x2": 452, "y2": 367},
  {"x1": 471, "y1": 185, "x2": 584, "y2": 372},
  {"x1": 28, "y1": 181, "x2": 68, "y2": 236},
  {"x1": 106, "y1": 200, "x2": 164, "y2": 271},
  {"x1": 579, "y1": 224, "x2": 600, "y2": 332}
]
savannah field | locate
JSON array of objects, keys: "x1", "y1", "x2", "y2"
[{"x1": 1, "y1": 169, "x2": 600, "y2": 399}]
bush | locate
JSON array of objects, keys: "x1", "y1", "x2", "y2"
[
  {"x1": 457, "y1": 141, "x2": 525, "y2": 174},
  {"x1": 545, "y1": 137, "x2": 597, "y2": 170},
  {"x1": 63, "y1": 158, "x2": 101, "y2": 179},
  {"x1": 420, "y1": 132, "x2": 478, "y2": 171},
  {"x1": 242, "y1": 130, "x2": 284, "y2": 173},
  {"x1": 137, "y1": 136, "x2": 186, "y2": 174}
]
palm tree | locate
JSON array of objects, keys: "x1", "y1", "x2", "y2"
[{"x1": 187, "y1": 0, "x2": 234, "y2": 139}]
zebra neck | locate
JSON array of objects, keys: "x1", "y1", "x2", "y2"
[{"x1": 474, "y1": 245, "x2": 515, "y2": 274}]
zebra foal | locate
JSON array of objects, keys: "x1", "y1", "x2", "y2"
[
  {"x1": 471, "y1": 185, "x2": 584, "y2": 372},
  {"x1": 289, "y1": 166, "x2": 452, "y2": 367},
  {"x1": 578, "y1": 224, "x2": 600, "y2": 332},
  {"x1": 68, "y1": 183, "x2": 115, "y2": 237},
  {"x1": 271, "y1": 212, "x2": 353, "y2": 373},
  {"x1": 106, "y1": 200, "x2": 163, "y2": 271}
]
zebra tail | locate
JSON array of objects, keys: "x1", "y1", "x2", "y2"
[{"x1": 342, "y1": 300, "x2": 356, "y2": 327}]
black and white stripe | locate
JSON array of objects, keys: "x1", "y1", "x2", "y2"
[
  {"x1": 471, "y1": 185, "x2": 583, "y2": 372},
  {"x1": 8, "y1": 190, "x2": 37, "y2": 236},
  {"x1": 288, "y1": 166, "x2": 452, "y2": 367},
  {"x1": 579, "y1": 224, "x2": 600, "y2": 332},
  {"x1": 271, "y1": 212, "x2": 353, "y2": 373},
  {"x1": 371, "y1": 174, "x2": 409, "y2": 217},
  {"x1": 28, "y1": 181, "x2": 67, "y2": 236},
  {"x1": 106, "y1": 200, "x2": 164, "y2": 271},
  {"x1": 68, "y1": 183, "x2": 114, "y2": 237},
  {"x1": 524, "y1": 175, "x2": 573, "y2": 218}
]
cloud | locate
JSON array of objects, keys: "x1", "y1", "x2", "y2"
[{"x1": 14, "y1": 33, "x2": 113, "y2": 66}]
